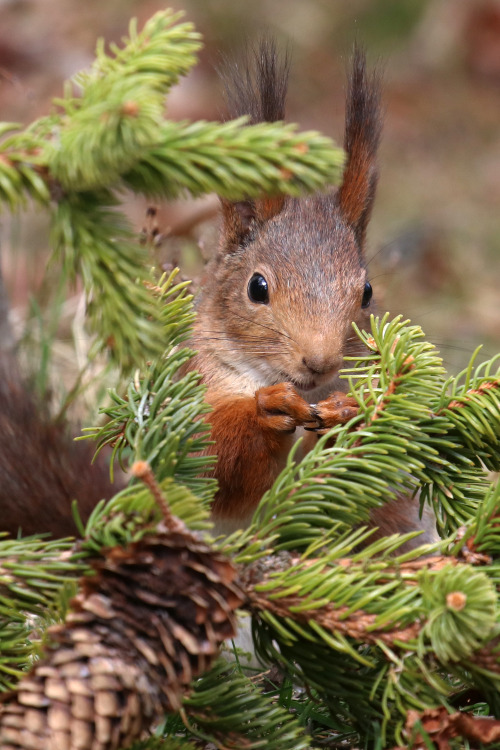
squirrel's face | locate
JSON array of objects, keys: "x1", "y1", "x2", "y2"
[
  {"x1": 201, "y1": 44, "x2": 381, "y2": 399},
  {"x1": 198, "y1": 195, "x2": 374, "y2": 400}
]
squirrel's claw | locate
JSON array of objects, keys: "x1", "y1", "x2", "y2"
[
  {"x1": 303, "y1": 404, "x2": 322, "y2": 431},
  {"x1": 309, "y1": 393, "x2": 359, "y2": 433}
]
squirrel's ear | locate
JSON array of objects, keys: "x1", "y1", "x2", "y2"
[
  {"x1": 338, "y1": 48, "x2": 382, "y2": 248},
  {"x1": 220, "y1": 195, "x2": 285, "y2": 248},
  {"x1": 220, "y1": 199, "x2": 256, "y2": 247}
]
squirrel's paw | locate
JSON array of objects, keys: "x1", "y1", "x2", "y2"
[
  {"x1": 256, "y1": 382, "x2": 315, "y2": 433},
  {"x1": 311, "y1": 393, "x2": 359, "y2": 434}
]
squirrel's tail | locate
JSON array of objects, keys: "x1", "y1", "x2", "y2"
[{"x1": 0, "y1": 376, "x2": 117, "y2": 538}]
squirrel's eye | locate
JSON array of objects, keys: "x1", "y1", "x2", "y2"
[
  {"x1": 248, "y1": 273, "x2": 269, "y2": 304},
  {"x1": 361, "y1": 281, "x2": 373, "y2": 308}
]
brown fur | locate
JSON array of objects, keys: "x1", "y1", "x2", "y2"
[
  {"x1": 219, "y1": 38, "x2": 291, "y2": 253},
  {"x1": 185, "y1": 44, "x2": 387, "y2": 533},
  {"x1": 0, "y1": 377, "x2": 118, "y2": 537},
  {"x1": 369, "y1": 497, "x2": 438, "y2": 552},
  {"x1": 220, "y1": 37, "x2": 289, "y2": 124}
]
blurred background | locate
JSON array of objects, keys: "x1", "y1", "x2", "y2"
[{"x1": 0, "y1": 0, "x2": 499, "y2": 412}]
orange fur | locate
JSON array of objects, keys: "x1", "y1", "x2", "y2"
[
  {"x1": 201, "y1": 381, "x2": 360, "y2": 528},
  {"x1": 259, "y1": 196, "x2": 286, "y2": 221},
  {"x1": 337, "y1": 48, "x2": 381, "y2": 246},
  {"x1": 208, "y1": 383, "x2": 315, "y2": 522},
  {"x1": 185, "y1": 46, "x2": 382, "y2": 530}
]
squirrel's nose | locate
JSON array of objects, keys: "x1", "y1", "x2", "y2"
[{"x1": 302, "y1": 354, "x2": 342, "y2": 376}]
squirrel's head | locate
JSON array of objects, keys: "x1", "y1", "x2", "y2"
[{"x1": 197, "y1": 42, "x2": 381, "y2": 400}]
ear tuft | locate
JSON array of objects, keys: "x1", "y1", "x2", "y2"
[
  {"x1": 338, "y1": 47, "x2": 382, "y2": 247},
  {"x1": 221, "y1": 37, "x2": 290, "y2": 124},
  {"x1": 218, "y1": 39, "x2": 289, "y2": 250}
]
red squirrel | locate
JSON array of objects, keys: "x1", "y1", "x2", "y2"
[
  {"x1": 188, "y1": 42, "x2": 437, "y2": 543},
  {"x1": 0, "y1": 44, "x2": 435, "y2": 546}
]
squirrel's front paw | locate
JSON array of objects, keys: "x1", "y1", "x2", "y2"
[
  {"x1": 256, "y1": 382, "x2": 315, "y2": 433},
  {"x1": 312, "y1": 392, "x2": 359, "y2": 434}
]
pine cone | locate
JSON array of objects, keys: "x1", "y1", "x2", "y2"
[{"x1": 0, "y1": 531, "x2": 245, "y2": 750}]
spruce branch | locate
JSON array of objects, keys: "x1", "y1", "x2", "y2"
[
  {"x1": 236, "y1": 532, "x2": 500, "y2": 744},
  {"x1": 437, "y1": 369, "x2": 500, "y2": 474},
  {"x1": 80, "y1": 302, "x2": 500, "y2": 747},
  {"x1": 50, "y1": 11, "x2": 202, "y2": 191},
  {"x1": 82, "y1": 11, "x2": 201, "y2": 94},
  {"x1": 463, "y1": 479, "x2": 500, "y2": 557},
  {"x1": 84, "y1": 271, "x2": 215, "y2": 495},
  {"x1": 0, "y1": 536, "x2": 83, "y2": 689},
  {"x1": 239, "y1": 533, "x2": 496, "y2": 666},
  {"x1": 50, "y1": 81, "x2": 165, "y2": 192},
  {"x1": 86, "y1": 350, "x2": 215, "y2": 493},
  {"x1": 124, "y1": 118, "x2": 345, "y2": 199},
  {"x1": 0, "y1": 9, "x2": 345, "y2": 370},
  {"x1": 178, "y1": 660, "x2": 310, "y2": 750},
  {"x1": 130, "y1": 460, "x2": 187, "y2": 533},
  {"x1": 0, "y1": 537, "x2": 79, "y2": 607},
  {"x1": 226, "y1": 315, "x2": 500, "y2": 564},
  {"x1": 50, "y1": 192, "x2": 165, "y2": 369},
  {"x1": 0, "y1": 126, "x2": 50, "y2": 209},
  {"x1": 1, "y1": 8, "x2": 500, "y2": 747},
  {"x1": 225, "y1": 315, "x2": 448, "y2": 559},
  {"x1": 418, "y1": 563, "x2": 498, "y2": 664},
  {"x1": 81, "y1": 477, "x2": 213, "y2": 554}
]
